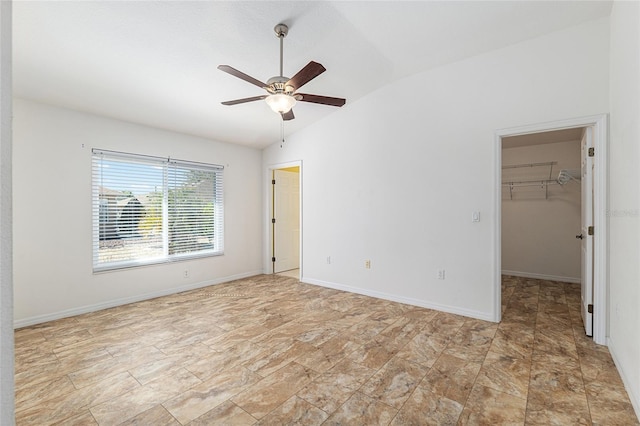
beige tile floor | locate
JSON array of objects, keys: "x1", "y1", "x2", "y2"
[{"x1": 14, "y1": 274, "x2": 639, "y2": 425}]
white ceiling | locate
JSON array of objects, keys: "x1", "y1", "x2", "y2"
[{"x1": 13, "y1": 1, "x2": 612, "y2": 149}]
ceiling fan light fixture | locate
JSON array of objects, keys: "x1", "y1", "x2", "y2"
[{"x1": 265, "y1": 93, "x2": 296, "y2": 114}]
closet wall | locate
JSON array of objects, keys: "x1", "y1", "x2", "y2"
[{"x1": 502, "y1": 139, "x2": 581, "y2": 282}]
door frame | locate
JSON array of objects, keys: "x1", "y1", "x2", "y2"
[
  {"x1": 265, "y1": 160, "x2": 303, "y2": 277},
  {"x1": 494, "y1": 114, "x2": 608, "y2": 345}
]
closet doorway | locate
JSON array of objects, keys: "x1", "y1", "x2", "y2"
[{"x1": 495, "y1": 115, "x2": 608, "y2": 344}]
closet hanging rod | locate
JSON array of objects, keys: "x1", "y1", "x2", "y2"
[
  {"x1": 502, "y1": 179, "x2": 560, "y2": 187},
  {"x1": 502, "y1": 161, "x2": 557, "y2": 170}
]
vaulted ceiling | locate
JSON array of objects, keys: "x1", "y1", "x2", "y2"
[{"x1": 13, "y1": 1, "x2": 612, "y2": 149}]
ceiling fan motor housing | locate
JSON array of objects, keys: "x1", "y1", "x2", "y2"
[{"x1": 266, "y1": 76, "x2": 295, "y2": 95}]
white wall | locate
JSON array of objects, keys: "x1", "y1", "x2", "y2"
[
  {"x1": 502, "y1": 140, "x2": 581, "y2": 282},
  {"x1": 0, "y1": 1, "x2": 13, "y2": 423},
  {"x1": 263, "y1": 18, "x2": 609, "y2": 321},
  {"x1": 608, "y1": 1, "x2": 640, "y2": 417},
  {"x1": 13, "y1": 99, "x2": 263, "y2": 326}
]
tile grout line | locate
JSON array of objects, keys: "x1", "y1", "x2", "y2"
[
  {"x1": 568, "y1": 282, "x2": 596, "y2": 425},
  {"x1": 521, "y1": 278, "x2": 539, "y2": 424}
]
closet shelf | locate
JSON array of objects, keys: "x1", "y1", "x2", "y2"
[{"x1": 502, "y1": 161, "x2": 579, "y2": 200}]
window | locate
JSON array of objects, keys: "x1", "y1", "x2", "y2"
[{"x1": 92, "y1": 149, "x2": 224, "y2": 272}]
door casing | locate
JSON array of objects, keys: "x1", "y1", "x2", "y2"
[{"x1": 495, "y1": 114, "x2": 608, "y2": 345}]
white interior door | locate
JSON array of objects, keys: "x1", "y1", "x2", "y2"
[
  {"x1": 273, "y1": 169, "x2": 300, "y2": 273},
  {"x1": 580, "y1": 127, "x2": 594, "y2": 337}
]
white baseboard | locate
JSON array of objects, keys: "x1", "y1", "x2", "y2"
[
  {"x1": 13, "y1": 270, "x2": 262, "y2": 329},
  {"x1": 502, "y1": 270, "x2": 581, "y2": 284},
  {"x1": 301, "y1": 276, "x2": 495, "y2": 322},
  {"x1": 608, "y1": 336, "x2": 640, "y2": 421}
]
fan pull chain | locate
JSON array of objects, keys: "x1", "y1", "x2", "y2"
[{"x1": 280, "y1": 119, "x2": 285, "y2": 148}]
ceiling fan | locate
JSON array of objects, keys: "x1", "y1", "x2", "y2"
[{"x1": 218, "y1": 23, "x2": 346, "y2": 121}]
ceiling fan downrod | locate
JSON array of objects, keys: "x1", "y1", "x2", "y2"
[{"x1": 274, "y1": 23, "x2": 288, "y2": 78}]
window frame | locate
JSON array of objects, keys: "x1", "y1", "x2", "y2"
[{"x1": 92, "y1": 149, "x2": 224, "y2": 272}]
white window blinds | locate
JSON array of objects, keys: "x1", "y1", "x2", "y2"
[{"x1": 92, "y1": 149, "x2": 224, "y2": 272}]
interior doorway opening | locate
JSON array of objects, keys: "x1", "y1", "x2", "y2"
[
  {"x1": 270, "y1": 164, "x2": 301, "y2": 280},
  {"x1": 495, "y1": 115, "x2": 608, "y2": 345},
  {"x1": 501, "y1": 127, "x2": 590, "y2": 335}
]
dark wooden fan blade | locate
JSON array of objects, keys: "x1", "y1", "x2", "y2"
[
  {"x1": 297, "y1": 93, "x2": 346, "y2": 107},
  {"x1": 221, "y1": 95, "x2": 266, "y2": 106},
  {"x1": 281, "y1": 110, "x2": 295, "y2": 121},
  {"x1": 287, "y1": 61, "x2": 326, "y2": 90},
  {"x1": 218, "y1": 65, "x2": 267, "y2": 89}
]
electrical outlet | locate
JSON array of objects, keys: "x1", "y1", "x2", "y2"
[
  {"x1": 365, "y1": 259, "x2": 371, "y2": 269},
  {"x1": 326, "y1": 256, "x2": 331, "y2": 264},
  {"x1": 437, "y1": 269, "x2": 445, "y2": 280},
  {"x1": 183, "y1": 269, "x2": 190, "y2": 278}
]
